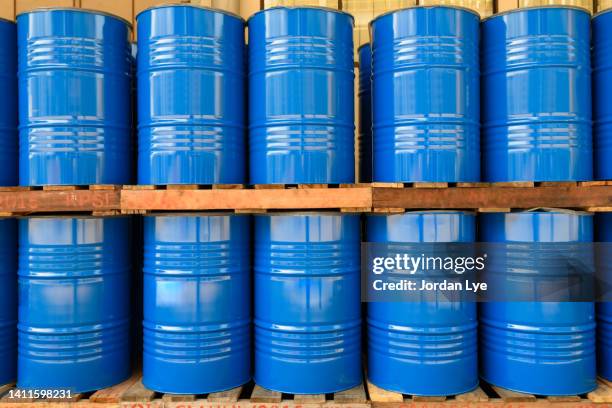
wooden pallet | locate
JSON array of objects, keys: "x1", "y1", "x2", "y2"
[
  {"x1": 0, "y1": 183, "x2": 610, "y2": 214},
  {"x1": 1, "y1": 377, "x2": 610, "y2": 407},
  {"x1": 368, "y1": 378, "x2": 612, "y2": 407}
]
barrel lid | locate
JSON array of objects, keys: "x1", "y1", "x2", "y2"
[
  {"x1": 524, "y1": 207, "x2": 593, "y2": 216},
  {"x1": 248, "y1": 6, "x2": 355, "y2": 25},
  {"x1": 371, "y1": 5, "x2": 481, "y2": 28},
  {"x1": 135, "y1": 3, "x2": 245, "y2": 23},
  {"x1": 17, "y1": 7, "x2": 133, "y2": 28},
  {"x1": 482, "y1": 5, "x2": 591, "y2": 22}
]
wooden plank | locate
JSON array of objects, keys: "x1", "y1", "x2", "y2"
[
  {"x1": 253, "y1": 184, "x2": 286, "y2": 189},
  {"x1": 411, "y1": 395, "x2": 446, "y2": 402},
  {"x1": 413, "y1": 182, "x2": 448, "y2": 189},
  {"x1": 212, "y1": 184, "x2": 245, "y2": 190},
  {"x1": 298, "y1": 184, "x2": 330, "y2": 189},
  {"x1": 455, "y1": 387, "x2": 489, "y2": 402},
  {"x1": 588, "y1": 380, "x2": 612, "y2": 403},
  {"x1": 294, "y1": 394, "x2": 326, "y2": 403},
  {"x1": 492, "y1": 386, "x2": 536, "y2": 402},
  {"x1": 492, "y1": 182, "x2": 535, "y2": 188},
  {"x1": 547, "y1": 395, "x2": 582, "y2": 402},
  {"x1": 334, "y1": 384, "x2": 367, "y2": 404},
  {"x1": 42, "y1": 185, "x2": 85, "y2": 191},
  {"x1": 0, "y1": 189, "x2": 121, "y2": 214},
  {"x1": 207, "y1": 386, "x2": 243, "y2": 403},
  {"x1": 250, "y1": 385, "x2": 282, "y2": 403},
  {"x1": 538, "y1": 182, "x2": 577, "y2": 187},
  {"x1": 371, "y1": 182, "x2": 404, "y2": 188},
  {"x1": 373, "y1": 185, "x2": 612, "y2": 210},
  {"x1": 366, "y1": 381, "x2": 404, "y2": 403},
  {"x1": 0, "y1": 384, "x2": 14, "y2": 399},
  {"x1": 166, "y1": 184, "x2": 199, "y2": 190},
  {"x1": 90, "y1": 375, "x2": 140, "y2": 403},
  {"x1": 478, "y1": 208, "x2": 511, "y2": 213},
  {"x1": 89, "y1": 185, "x2": 120, "y2": 191},
  {"x1": 162, "y1": 394, "x2": 196, "y2": 402},
  {"x1": 457, "y1": 182, "x2": 491, "y2": 188},
  {"x1": 372, "y1": 208, "x2": 405, "y2": 214},
  {"x1": 121, "y1": 187, "x2": 373, "y2": 211},
  {"x1": 121, "y1": 380, "x2": 156, "y2": 402}
]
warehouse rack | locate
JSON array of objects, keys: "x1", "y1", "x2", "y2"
[
  {"x1": 0, "y1": 183, "x2": 611, "y2": 215},
  {"x1": 1, "y1": 375, "x2": 612, "y2": 407}
]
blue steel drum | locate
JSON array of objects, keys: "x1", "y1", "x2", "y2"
[
  {"x1": 249, "y1": 8, "x2": 355, "y2": 184},
  {"x1": 482, "y1": 7, "x2": 592, "y2": 182},
  {"x1": 366, "y1": 212, "x2": 478, "y2": 396},
  {"x1": 18, "y1": 9, "x2": 133, "y2": 186},
  {"x1": 593, "y1": 11, "x2": 612, "y2": 180},
  {"x1": 480, "y1": 211, "x2": 596, "y2": 395},
  {"x1": 18, "y1": 217, "x2": 131, "y2": 392},
  {"x1": 0, "y1": 219, "x2": 17, "y2": 385},
  {"x1": 359, "y1": 44, "x2": 372, "y2": 183},
  {"x1": 254, "y1": 213, "x2": 361, "y2": 393},
  {"x1": 371, "y1": 7, "x2": 480, "y2": 183},
  {"x1": 596, "y1": 213, "x2": 612, "y2": 380},
  {"x1": 0, "y1": 20, "x2": 17, "y2": 186},
  {"x1": 142, "y1": 214, "x2": 251, "y2": 394},
  {"x1": 137, "y1": 5, "x2": 246, "y2": 185}
]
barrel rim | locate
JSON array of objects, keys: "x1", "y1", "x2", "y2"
[
  {"x1": 248, "y1": 6, "x2": 355, "y2": 25},
  {"x1": 143, "y1": 212, "x2": 249, "y2": 218},
  {"x1": 370, "y1": 5, "x2": 481, "y2": 28},
  {"x1": 357, "y1": 42, "x2": 371, "y2": 52},
  {"x1": 135, "y1": 3, "x2": 245, "y2": 23},
  {"x1": 17, "y1": 7, "x2": 133, "y2": 28},
  {"x1": 18, "y1": 214, "x2": 132, "y2": 220},
  {"x1": 481, "y1": 5, "x2": 591, "y2": 22},
  {"x1": 253, "y1": 211, "x2": 361, "y2": 216},
  {"x1": 593, "y1": 7, "x2": 612, "y2": 18},
  {"x1": 366, "y1": 210, "x2": 477, "y2": 217}
]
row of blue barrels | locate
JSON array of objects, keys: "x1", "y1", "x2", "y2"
[
  {"x1": 361, "y1": 5, "x2": 610, "y2": 182},
  {"x1": 5, "y1": 5, "x2": 355, "y2": 186},
  {"x1": 0, "y1": 211, "x2": 610, "y2": 395},
  {"x1": 5, "y1": 5, "x2": 612, "y2": 187}
]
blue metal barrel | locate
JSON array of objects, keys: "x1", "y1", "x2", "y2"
[
  {"x1": 254, "y1": 213, "x2": 361, "y2": 393},
  {"x1": 0, "y1": 20, "x2": 17, "y2": 186},
  {"x1": 482, "y1": 7, "x2": 592, "y2": 182},
  {"x1": 371, "y1": 6, "x2": 480, "y2": 183},
  {"x1": 596, "y1": 213, "x2": 612, "y2": 380},
  {"x1": 366, "y1": 212, "x2": 478, "y2": 396},
  {"x1": 17, "y1": 9, "x2": 133, "y2": 186},
  {"x1": 18, "y1": 217, "x2": 131, "y2": 392},
  {"x1": 480, "y1": 210, "x2": 596, "y2": 395},
  {"x1": 359, "y1": 44, "x2": 372, "y2": 183},
  {"x1": 0, "y1": 219, "x2": 17, "y2": 385},
  {"x1": 593, "y1": 10, "x2": 612, "y2": 180},
  {"x1": 137, "y1": 5, "x2": 246, "y2": 185},
  {"x1": 142, "y1": 214, "x2": 251, "y2": 394},
  {"x1": 248, "y1": 7, "x2": 355, "y2": 184}
]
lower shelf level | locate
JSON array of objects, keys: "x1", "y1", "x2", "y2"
[{"x1": 1, "y1": 374, "x2": 611, "y2": 407}]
